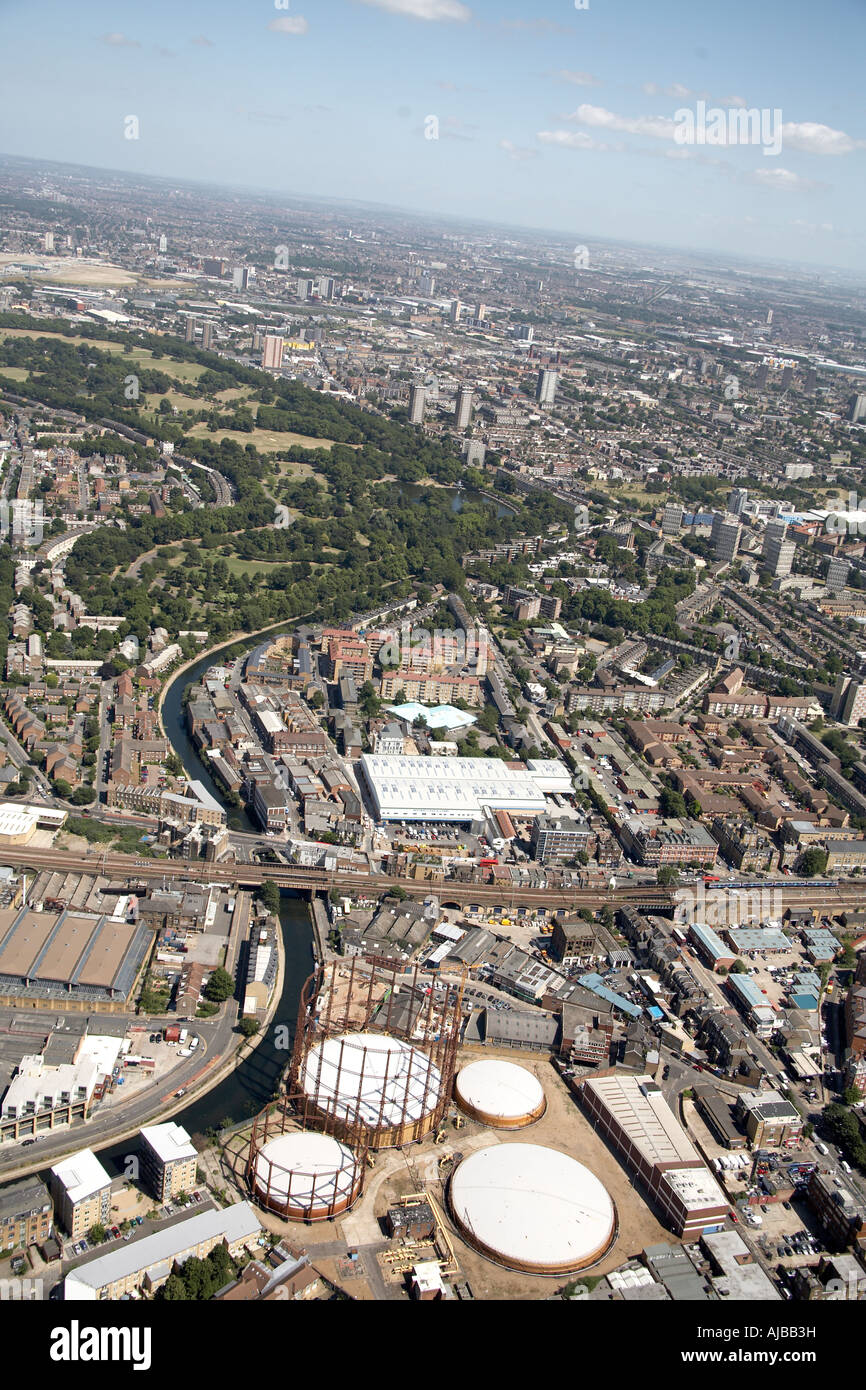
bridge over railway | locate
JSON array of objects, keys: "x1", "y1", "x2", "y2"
[{"x1": 0, "y1": 846, "x2": 861, "y2": 918}]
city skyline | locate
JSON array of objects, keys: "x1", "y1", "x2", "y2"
[{"x1": 0, "y1": 0, "x2": 863, "y2": 271}]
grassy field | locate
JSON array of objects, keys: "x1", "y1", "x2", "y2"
[
  {"x1": 0, "y1": 329, "x2": 207, "y2": 383},
  {"x1": 186, "y1": 422, "x2": 341, "y2": 452}
]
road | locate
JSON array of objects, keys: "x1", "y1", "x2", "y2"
[{"x1": 0, "y1": 1012, "x2": 230, "y2": 1179}]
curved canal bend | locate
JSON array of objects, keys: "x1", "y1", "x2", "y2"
[{"x1": 98, "y1": 632, "x2": 315, "y2": 1172}]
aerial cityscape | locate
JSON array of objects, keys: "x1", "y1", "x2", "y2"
[{"x1": 0, "y1": 0, "x2": 864, "y2": 1346}]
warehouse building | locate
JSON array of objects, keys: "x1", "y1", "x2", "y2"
[
  {"x1": 726, "y1": 974, "x2": 777, "y2": 1037},
  {"x1": 358, "y1": 753, "x2": 572, "y2": 823},
  {"x1": 0, "y1": 905, "x2": 151, "y2": 1011},
  {"x1": 580, "y1": 1074, "x2": 730, "y2": 1237},
  {"x1": 688, "y1": 923, "x2": 736, "y2": 972}
]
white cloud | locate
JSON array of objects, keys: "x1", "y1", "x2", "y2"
[
  {"x1": 722, "y1": 95, "x2": 748, "y2": 108},
  {"x1": 191, "y1": 35, "x2": 215, "y2": 47},
  {"x1": 499, "y1": 139, "x2": 539, "y2": 161},
  {"x1": 556, "y1": 70, "x2": 602, "y2": 87},
  {"x1": 356, "y1": 0, "x2": 471, "y2": 20},
  {"x1": 643, "y1": 81, "x2": 695, "y2": 99},
  {"x1": 537, "y1": 129, "x2": 612, "y2": 152},
  {"x1": 269, "y1": 16, "x2": 310, "y2": 34},
  {"x1": 781, "y1": 121, "x2": 864, "y2": 156},
  {"x1": 749, "y1": 167, "x2": 826, "y2": 193},
  {"x1": 102, "y1": 32, "x2": 140, "y2": 47},
  {"x1": 566, "y1": 103, "x2": 676, "y2": 141}
]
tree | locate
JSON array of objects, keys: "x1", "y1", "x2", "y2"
[
  {"x1": 88, "y1": 1223, "x2": 107, "y2": 1244},
  {"x1": 843, "y1": 1086, "x2": 863, "y2": 1106},
  {"x1": 659, "y1": 787, "x2": 688, "y2": 819},
  {"x1": 240, "y1": 1018, "x2": 260, "y2": 1038},
  {"x1": 204, "y1": 966, "x2": 235, "y2": 1003},
  {"x1": 730, "y1": 958, "x2": 748, "y2": 974},
  {"x1": 799, "y1": 848, "x2": 829, "y2": 878},
  {"x1": 256, "y1": 881, "x2": 281, "y2": 915},
  {"x1": 657, "y1": 866, "x2": 680, "y2": 886}
]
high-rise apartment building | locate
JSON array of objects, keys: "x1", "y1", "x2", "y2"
[
  {"x1": 849, "y1": 394, "x2": 866, "y2": 424},
  {"x1": 200, "y1": 322, "x2": 214, "y2": 350},
  {"x1": 826, "y1": 557, "x2": 850, "y2": 592},
  {"x1": 262, "y1": 335, "x2": 284, "y2": 370},
  {"x1": 762, "y1": 520, "x2": 795, "y2": 578},
  {"x1": 728, "y1": 488, "x2": 749, "y2": 517},
  {"x1": 184, "y1": 318, "x2": 197, "y2": 344},
  {"x1": 830, "y1": 676, "x2": 866, "y2": 728},
  {"x1": 454, "y1": 385, "x2": 473, "y2": 430},
  {"x1": 409, "y1": 385, "x2": 426, "y2": 425},
  {"x1": 711, "y1": 512, "x2": 741, "y2": 563}
]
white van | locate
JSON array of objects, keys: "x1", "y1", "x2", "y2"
[
  {"x1": 815, "y1": 1141, "x2": 829, "y2": 1156},
  {"x1": 840, "y1": 1159, "x2": 852, "y2": 1173}
]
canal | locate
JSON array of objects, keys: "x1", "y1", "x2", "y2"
[{"x1": 96, "y1": 637, "x2": 317, "y2": 1173}]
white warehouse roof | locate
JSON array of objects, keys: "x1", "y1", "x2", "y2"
[{"x1": 359, "y1": 753, "x2": 569, "y2": 822}]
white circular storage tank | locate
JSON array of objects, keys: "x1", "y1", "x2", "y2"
[
  {"x1": 252, "y1": 1131, "x2": 361, "y2": 1220},
  {"x1": 302, "y1": 1032, "x2": 442, "y2": 1144},
  {"x1": 449, "y1": 1144, "x2": 616, "y2": 1274},
  {"x1": 454, "y1": 1059, "x2": 546, "y2": 1129}
]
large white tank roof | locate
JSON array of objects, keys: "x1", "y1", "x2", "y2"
[
  {"x1": 302, "y1": 1031, "x2": 441, "y2": 1128},
  {"x1": 252, "y1": 1131, "x2": 358, "y2": 1212},
  {"x1": 450, "y1": 1143, "x2": 615, "y2": 1273},
  {"x1": 455, "y1": 1059, "x2": 545, "y2": 1125}
]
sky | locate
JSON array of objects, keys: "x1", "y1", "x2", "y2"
[{"x1": 0, "y1": 0, "x2": 864, "y2": 271}]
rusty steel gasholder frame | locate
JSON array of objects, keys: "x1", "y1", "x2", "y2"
[
  {"x1": 288, "y1": 956, "x2": 464, "y2": 1149},
  {"x1": 246, "y1": 957, "x2": 464, "y2": 1217},
  {"x1": 246, "y1": 1105, "x2": 367, "y2": 1221}
]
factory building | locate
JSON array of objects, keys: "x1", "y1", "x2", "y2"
[{"x1": 580, "y1": 1075, "x2": 730, "y2": 1238}]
